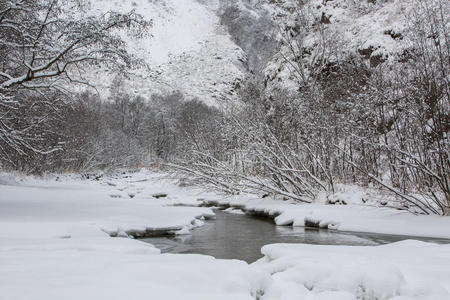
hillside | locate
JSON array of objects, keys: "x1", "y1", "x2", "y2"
[
  {"x1": 88, "y1": 0, "x2": 420, "y2": 104},
  {"x1": 264, "y1": 0, "x2": 418, "y2": 90},
  {"x1": 86, "y1": 0, "x2": 247, "y2": 107}
]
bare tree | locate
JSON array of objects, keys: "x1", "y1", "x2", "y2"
[{"x1": 0, "y1": 0, "x2": 149, "y2": 168}]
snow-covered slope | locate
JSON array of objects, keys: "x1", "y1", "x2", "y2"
[
  {"x1": 82, "y1": 0, "x2": 420, "y2": 105},
  {"x1": 88, "y1": 0, "x2": 247, "y2": 107},
  {"x1": 264, "y1": 0, "x2": 417, "y2": 90}
]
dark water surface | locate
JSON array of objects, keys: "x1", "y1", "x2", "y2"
[{"x1": 141, "y1": 210, "x2": 450, "y2": 263}]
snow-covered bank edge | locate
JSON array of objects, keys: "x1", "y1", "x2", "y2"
[
  {"x1": 105, "y1": 211, "x2": 215, "y2": 238},
  {"x1": 200, "y1": 196, "x2": 450, "y2": 240},
  {"x1": 1, "y1": 170, "x2": 450, "y2": 300},
  {"x1": 0, "y1": 170, "x2": 270, "y2": 300},
  {"x1": 255, "y1": 240, "x2": 450, "y2": 300},
  {"x1": 0, "y1": 170, "x2": 224, "y2": 247}
]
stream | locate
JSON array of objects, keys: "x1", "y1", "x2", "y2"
[{"x1": 142, "y1": 210, "x2": 450, "y2": 263}]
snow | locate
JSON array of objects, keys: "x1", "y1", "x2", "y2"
[
  {"x1": 0, "y1": 171, "x2": 267, "y2": 300},
  {"x1": 203, "y1": 195, "x2": 450, "y2": 239},
  {"x1": 224, "y1": 207, "x2": 246, "y2": 215},
  {"x1": 1, "y1": 170, "x2": 450, "y2": 299},
  {"x1": 0, "y1": 178, "x2": 215, "y2": 239},
  {"x1": 0, "y1": 169, "x2": 224, "y2": 242},
  {"x1": 0, "y1": 237, "x2": 266, "y2": 300},
  {"x1": 265, "y1": 0, "x2": 416, "y2": 90},
  {"x1": 90, "y1": 0, "x2": 219, "y2": 66},
  {"x1": 86, "y1": 0, "x2": 246, "y2": 107},
  {"x1": 255, "y1": 240, "x2": 450, "y2": 300}
]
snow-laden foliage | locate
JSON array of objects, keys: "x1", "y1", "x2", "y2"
[
  {"x1": 0, "y1": 0, "x2": 149, "y2": 170},
  {"x1": 172, "y1": 0, "x2": 449, "y2": 215},
  {"x1": 264, "y1": 0, "x2": 421, "y2": 89}
]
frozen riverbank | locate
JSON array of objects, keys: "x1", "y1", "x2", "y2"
[
  {"x1": 0, "y1": 171, "x2": 267, "y2": 300},
  {"x1": 1, "y1": 169, "x2": 450, "y2": 300},
  {"x1": 0, "y1": 170, "x2": 220, "y2": 239},
  {"x1": 256, "y1": 241, "x2": 450, "y2": 300},
  {"x1": 202, "y1": 196, "x2": 450, "y2": 239}
]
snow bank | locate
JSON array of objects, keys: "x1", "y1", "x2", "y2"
[
  {"x1": 0, "y1": 175, "x2": 214, "y2": 238},
  {"x1": 0, "y1": 171, "x2": 267, "y2": 300},
  {"x1": 255, "y1": 240, "x2": 450, "y2": 300},
  {"x1": 0, "y1": 235, "x2": 267, "y2": 300},
  {"x1": 0, "y1": 169, "x2": 229, "y2": 248},
  {"x1": 224, "y1": 207, "x2": 246, "y2": 215},
  {"x1": 203, "y1": 196, "x2": 450, "y2": 239},
  {"x1": 1, "y1": 170, "x2": 450, "y2": 299}
]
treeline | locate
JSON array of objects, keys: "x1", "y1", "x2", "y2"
[{"x1": 0, "y1": 87, "x2": 223, "y2": 173}]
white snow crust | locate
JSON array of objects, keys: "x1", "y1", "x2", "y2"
[
  {"x1": 1, "y1": 170, "x2": 450, "y2": 300},
  {"x1": 0, "y1": 170, "x2": 266, "y2": 300},
  {"x1": 256, "y1": 241, "x2": 450, "y2": 300},
  {"x1": 203, "y1": 195, "x2": 450, "y2": 239}
]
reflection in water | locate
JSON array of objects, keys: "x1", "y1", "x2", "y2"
[{"x1": 141, "y1": 210, "x2": 449, "y2": 263}]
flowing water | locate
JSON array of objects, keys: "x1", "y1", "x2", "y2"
[{"x1": 142, "y1": 210, "x2": 450, "y2": 263}]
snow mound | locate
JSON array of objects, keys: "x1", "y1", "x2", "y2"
[
  {"x1": 224, "y1": 207, "x2": 246, "y2": 215},
  {"x1": 202, "y1": 196, "x2": 450, "y2": 239},
  {"x1": 256, "y1": 240, "x2": 450, "y2": 300},
  {"x1": 0, "y1": 236, "x2": 268, "y2": 300}
]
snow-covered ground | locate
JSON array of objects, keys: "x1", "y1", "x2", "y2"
[
  {"x1": 256, "y1": 241, "x2": 450, "y2": 300},
  {"x1": 1, "y1": 169, "x2": 449, "y2": 299},
  {"x1": 0, "y1": 236, "x2": 267, "y2": 300},
  {"x1": 0, "y1": 171, "x2": 218, "y2": 239},
  {"x1": 0, "y1": 171, "x2": 266, "y2": 300}
]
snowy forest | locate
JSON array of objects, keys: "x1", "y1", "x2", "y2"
[
  {"x1": 1, "y1": 0, "x2": 448, "y2": 215},
  {"x1": 1, "y1": 1, "x2": 450, "y2": 300}
]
